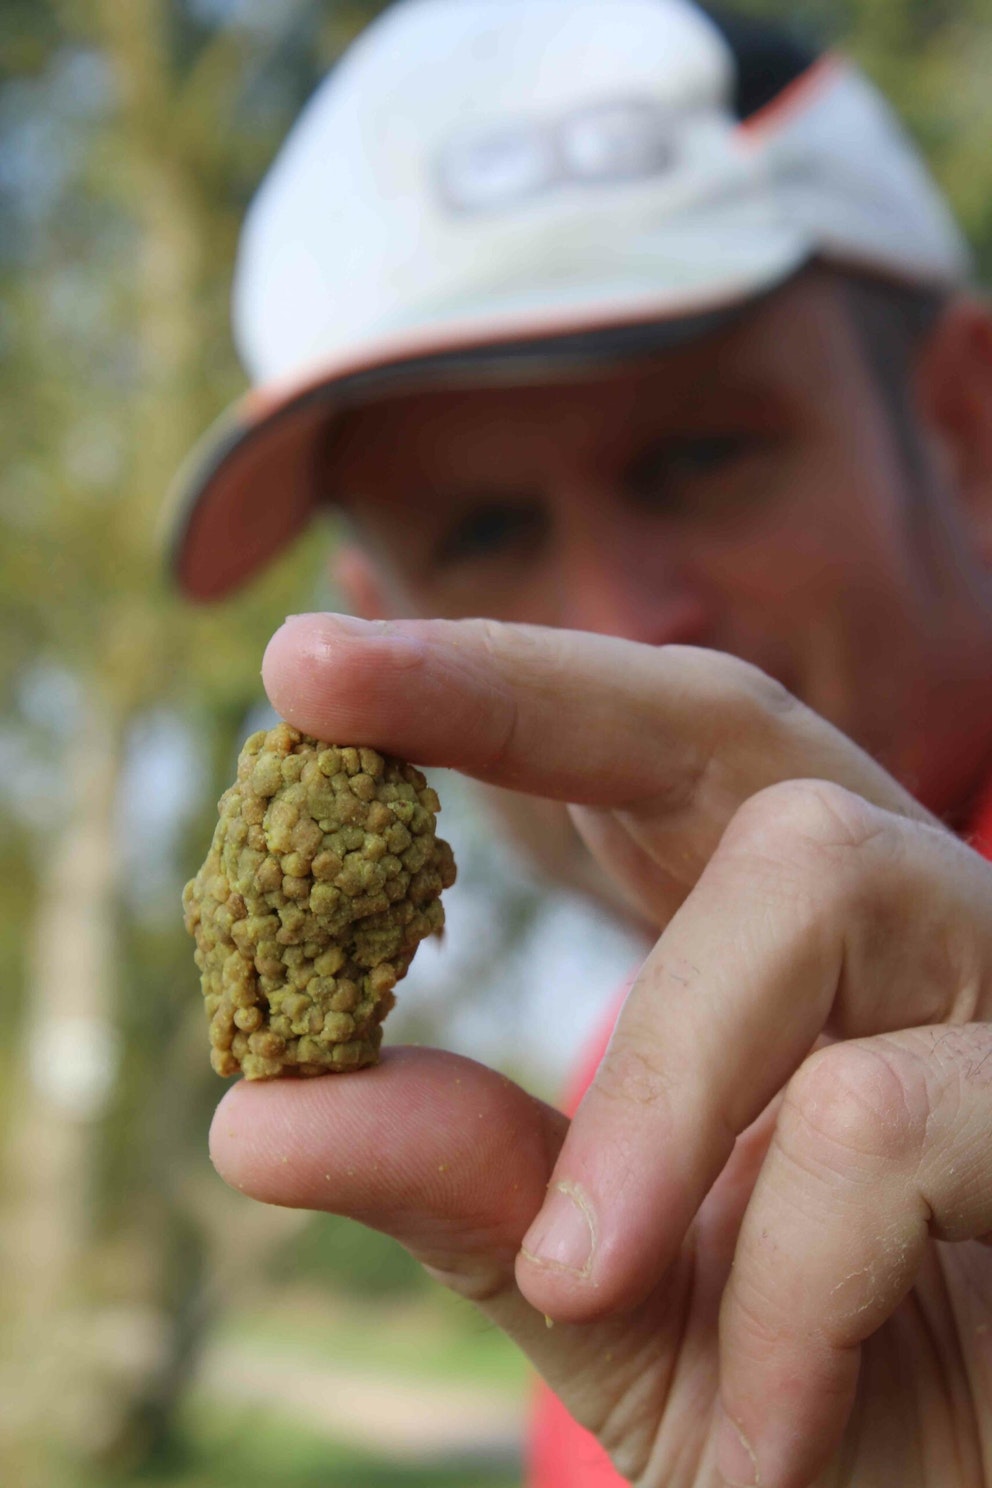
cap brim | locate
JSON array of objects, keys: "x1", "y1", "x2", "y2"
[{"x1": 166, "y1": 257, "x2": 809, "y2": 601}]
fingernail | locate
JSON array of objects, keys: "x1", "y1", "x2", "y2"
[
  {"x1": 275, "y1": 614, "x2": 425, "y2": 658},
  {"x1": 521, "y1": 1180, "x2": 596, "y2": 1278},
  {"x1": 715, "y1": 1401, "x2": 760, "y2": 1486},
  {"x1": 281, "y1": 612, "x2": 371, "y2": 633}
]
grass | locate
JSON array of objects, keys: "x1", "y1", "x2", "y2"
[
  {"x1": 52, "y1": 1389, "x2": 523, "y2": 1488},
  {"x1": 218, "y1": 1286, "x2": 531, "y2": 1394},
  {"x1": 124, "y1": 1397, "x2": 522, "y2": 1488},
  {"x1": 221, "y1": 1303, "x2": 526, "y2": 1392}
]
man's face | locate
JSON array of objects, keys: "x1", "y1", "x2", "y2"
[{"x1": 329, "y1": 270, "x2": 990, "y2": 815}]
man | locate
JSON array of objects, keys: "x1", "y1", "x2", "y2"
[{"x1": 169, "y1": 2, "x2": 992, "y2": 1483}]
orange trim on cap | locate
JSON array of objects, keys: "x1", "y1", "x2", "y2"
[
  {"x1": 737, "y1": 52, "x2": 841, "y2": 141},
  {"x1": 237, "y1": 273, "x2": 784, "y2": 428}
]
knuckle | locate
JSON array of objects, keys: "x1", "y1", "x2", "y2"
[
  {"x1": 781, "y1": 1040, "x2": 928, "y2": 1174},
  {"x1": 735, "y1": 653, "x2": 805, "y2": 721},
  {"x1": 722, "y1": 778, "x2": 883, "y2": 879},
  {"x1": 690, "y1": 646, "x2": 803, "y2": 722}
]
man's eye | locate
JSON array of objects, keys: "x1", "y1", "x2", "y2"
[
  {"x1": 434, "y1": 499, "x2": 547, "y2": 565},
  {"x1": 668, "y1": 434, "x2": 754, "y2": 474},
  {"x1": 628, "y1": 434, "x2": 761, "y2": 505}
]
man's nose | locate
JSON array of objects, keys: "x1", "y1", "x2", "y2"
[{"x1": 557, "y1": 530, "x2": 711, "y2": 648}]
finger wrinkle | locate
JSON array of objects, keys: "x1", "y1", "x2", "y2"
[
  {"x1": 587, "y1": 1269, "x2": 693, "y2": 1484},
  {"x1": 474, "y1": 669, "x2": 521, "y2": 779},
  {"x1": 413, "y1": 642, "x2": 521, "y2": 773},
  {"x1": 635, "y1": 746, "x2": 706, "y2": 822}
]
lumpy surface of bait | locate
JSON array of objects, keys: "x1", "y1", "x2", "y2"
[{"x1": 183, "y1": 723, "x2": 455, "y2": 1079}]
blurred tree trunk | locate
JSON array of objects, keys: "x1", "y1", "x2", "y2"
[
  {"x1": 80, "y1": 0, "x2": 213, "y2": 1467},
  {"x1": 0, "y1": 700, "x2": 125, "y2": 1479},
  {"x1": 1, "y1": 0, "x2": 210, "y2": 1467},
  {"x1": 5, "y1": 699, "x2": 122, "y2": 1286}
]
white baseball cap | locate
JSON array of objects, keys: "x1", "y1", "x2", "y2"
[{"x1": 167, "y1": 0, "x2": 972, "y2": 601}]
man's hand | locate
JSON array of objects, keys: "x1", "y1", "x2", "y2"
[{"x1": 210, "y1": 613, "x2": 992, "y2": 1487}]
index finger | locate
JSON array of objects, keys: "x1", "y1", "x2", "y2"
[{"x1": 263, "y1": 613, "x2": 929, "y2": 821}]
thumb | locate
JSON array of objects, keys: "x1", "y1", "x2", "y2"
[
  {"x1": 208, "y1": 1048, "x2": 691, "y2": 1478},
  {"x1": 209, "y1": 1046, "x2": 565, "y2": 1295}
]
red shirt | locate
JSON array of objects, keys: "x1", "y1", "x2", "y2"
[{"x1": 526, "y1": 778, "x2": 992, "y2": 1488}]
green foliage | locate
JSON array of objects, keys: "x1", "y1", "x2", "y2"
[{"x1": 279, "y1": 1211, "x2": 429, "y2": 1298}]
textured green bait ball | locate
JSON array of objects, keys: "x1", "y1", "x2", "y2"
[{"x1": 183, "y1": 723, "x2": 456, "y2": 1079}]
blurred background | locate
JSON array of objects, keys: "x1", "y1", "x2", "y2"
[{"x1": 1, "y1": 2, "x2": 990, "y2": 1485}]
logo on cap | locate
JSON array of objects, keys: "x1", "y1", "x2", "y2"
[{"x1": 435, "y1": 96, "x2": 677, "y2": 213}]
